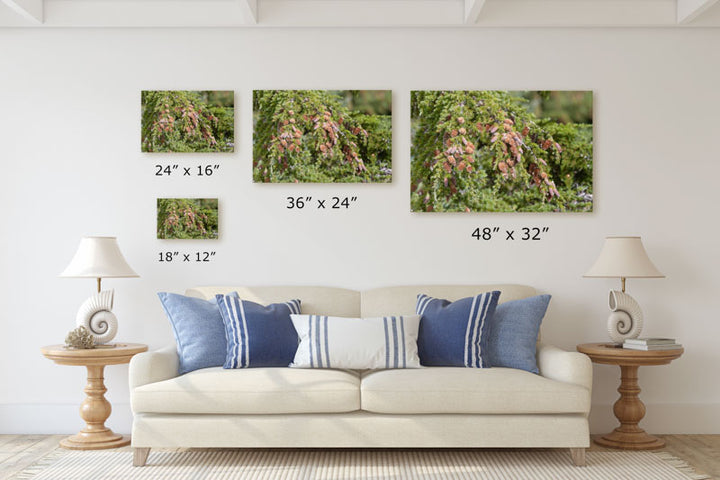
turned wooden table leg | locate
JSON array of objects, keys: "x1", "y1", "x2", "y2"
[
  {"x1": 60, "y1": 365, "x2": 130, "y2": 450},
  {"x1": 594, "y1": 365, "x2": 665, "y2": 450}
]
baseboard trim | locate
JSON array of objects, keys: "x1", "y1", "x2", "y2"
[{"x1": 0, "y1": 403, "x2": 133, "y2": 434}]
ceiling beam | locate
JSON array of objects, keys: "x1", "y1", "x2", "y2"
[
  {"x1": 464, "y1": 0, "x2": 487, "y2": 24},
  {"x1": 35, "y1": 0, "x2": 259, "y2": 27},
  {"x1": 237, "y1": 0, "x2": 257, "y2": 24},
  {"x1": 259, "y1": 0, "x2": 461, "y2": 26},
  {"x1": 1, "y1": 0, "x2": 43, "y2": 24},
  {"x1": 475, "y1": 0, "x2": 675, "y2": 26},
  {"x1": 677, "y1": 0, "x2": 720, "y2": 23}
]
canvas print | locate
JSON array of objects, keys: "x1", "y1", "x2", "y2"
[
  {"x1": 141, "y1": 91, "x2": 234, "y2": 153},
  {"x1": 253, "y1": 90, "x2": 392, "y2": 183},
  {"x1": 157, "y1": 198, "x2": 219, "y2": 240},
  {"x1": 411, "y1": 91, "x2": 593, "y2": 212}
]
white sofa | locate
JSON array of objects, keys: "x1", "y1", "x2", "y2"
[{"x1": 129, "y1": 285, "x2": 592, "y2": 467}]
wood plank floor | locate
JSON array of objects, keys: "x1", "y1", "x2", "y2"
[
  {"x1": 0, "y1": 435, "x2": 66, "y2": 480},
  {"x1": 592, "y1": 434, "x2": 720, "y2": 480},
  {"x1": 1, "y1": 434, "x2": 718, "y2": 479}
]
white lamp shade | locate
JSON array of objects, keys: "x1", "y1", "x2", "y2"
[
  {"x1": 60, "y1": 236, "x2": 139, "y2": 278},
  {"x1": 584, "y1": 236, "x2": 664, "y2": 278}
]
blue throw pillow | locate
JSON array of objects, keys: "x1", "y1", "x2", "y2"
[
  {"x1": 157, "y1": 292, "x2": 229, "y2": 375},
  {"x1": 486, "y1": 295, "x2": 551, "y2": 374},
  {"x1": 416, "y1": 291, "x2": 501, "y2": 367},
  {"x1": 216, "y1": 295, "x2": 301, "y2": 368}
]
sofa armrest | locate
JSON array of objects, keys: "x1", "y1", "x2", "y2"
[
  {"x1": 536, "y1": 343, "x2": 593, "y2": 392},
  {"x1": 129, "y1": 345, "x2": 179, "y2": 390}
]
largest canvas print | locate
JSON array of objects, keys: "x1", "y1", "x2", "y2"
[
  {"x1": 411, "y1": 91, "x2": 593, "y2": 212},
  {"x1": 254, "y1": 90, "x2": 392, "y2": 183}
]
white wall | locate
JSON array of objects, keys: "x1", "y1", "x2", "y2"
[{"x1": 1, "y1": 27, "x2": 718, "y2": 435}]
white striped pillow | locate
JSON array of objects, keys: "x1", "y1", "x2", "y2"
[{"x1": 290, "y1": 314, "x2": 421, "y2": 369}]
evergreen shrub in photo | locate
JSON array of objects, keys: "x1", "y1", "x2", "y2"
[
  {"x1": 157, "y1": 198, "x2": 219, "y2": 240},
  {"x1": 411, "y1": 91, "x2": 593, "y2": 212},
  {"x1": 142, "y1": 91, "x2": 234, "y2": 153},
  {"x1": 253, "y1": 90, "x2": 392, "y2": 183}
]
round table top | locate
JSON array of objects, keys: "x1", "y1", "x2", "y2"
[
  {"x1": 577, "y1": 342, "x2": 683, "y2": 366},
  {"x1": 41, "y1": 343, "x2": 148, "y2": 366}
]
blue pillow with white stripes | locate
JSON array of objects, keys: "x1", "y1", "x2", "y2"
[
  {"x1": 289, "y1": 314, "x2": 422, "y2": 369},
  {"x1": 216, "y1": 295, "x2": 301, "y2": 368},
  {"x1": 416, "y1": 291, "x2": 501, "y2": 367}
]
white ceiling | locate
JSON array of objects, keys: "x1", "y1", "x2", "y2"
[{"x1": 1, "y1": 0, "x2": 719, "y2": 27}]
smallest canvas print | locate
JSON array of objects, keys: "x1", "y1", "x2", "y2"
[
  {"x1": 157, "y1": 198, "x2": 219, "y2": 240},
  {"x1": 141, "y1": 91, "x2": 234, "y2": 153}
]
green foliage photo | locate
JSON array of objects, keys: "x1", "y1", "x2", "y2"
[
  {"x1": 142, "y1": 91, "x2": 234, "y2": 153},
  {"x1": 157, "y1": 198, "x2": 219, "y2": 240},
  {"x1": 253, "y1": 90, "x2": 392, "y2": 183},
  {"x1": 411, "y1": 91, "x2": 593, "y2": 212}
]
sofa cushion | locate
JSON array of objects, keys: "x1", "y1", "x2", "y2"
[
  {"x1": 361, "y1": 284, "x2": 536, "y2": 317},
  {"x1": 187, "y1": 286, "x2": 361, "y2": 317},
  {"x1": 132, "y1": 367, "x2": 360, "y2": 414},
  {"x1": 290, "y1": 314, "x2": 421, "y2": 369},
  {"x1": 360, "y1": 367, "x2": 590, "y2": 414}
]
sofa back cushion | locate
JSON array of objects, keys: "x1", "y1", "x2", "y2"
[
  {"x1": 361, "y1": 285, "x2": 536, "y2": 317},
  {"x1": 186, "y1": 285, "x2": 535, "y2": 319},
  {"x1": 186, "y1": 286, "x2": 361, "y2": 317},
  {"x1": 183, "y1": 285, "x2": 542, "y2": 361}
]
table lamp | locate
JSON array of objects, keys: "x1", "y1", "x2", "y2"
[
  {"x1": 60, "y1": 236, "x2": 139, "y2": 345},
  {"x1": 583, "y1": 236, "x2": 664, "y2": 344}
]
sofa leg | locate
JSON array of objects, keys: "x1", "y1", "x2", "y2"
[
  {"x1": 133, "y1": 447, "x2": 150, "y2": 467},
  {"x1": 569, "y1": 448, "x2": 586, "y2": 466}
]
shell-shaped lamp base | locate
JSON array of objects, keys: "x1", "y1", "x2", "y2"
[
  {"x1": 606, "y1": 290, "x2": 644, "y2": 344},
  {"x1": 76, "y1": 290, "x2": 118, "y2": 344}
]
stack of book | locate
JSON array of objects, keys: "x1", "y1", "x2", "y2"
[{"x1": 623, "y1": 338, "x2": 682, "y2": 350}]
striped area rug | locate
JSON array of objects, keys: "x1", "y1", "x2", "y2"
[{"x1": 13, "y1": 449, "x2": 710, "y2": 480}]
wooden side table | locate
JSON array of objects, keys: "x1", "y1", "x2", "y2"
[
  {"x1": 577, "y1": 342, "x2": 683, "y2": 450},
  {"x1": 41, "y1": 343, "x2": 148, "y2": 450}
]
